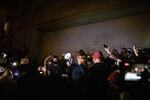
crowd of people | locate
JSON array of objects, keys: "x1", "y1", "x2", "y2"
[{"x1": 0, "y1": 45, "x2": 150, "y2": 100}]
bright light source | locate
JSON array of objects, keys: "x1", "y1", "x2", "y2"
[
  {"x1": 14, "y1": 72, "x2": 19, "y2": 76},
  {"x1": 3, "y1": 53, "x2": 7, "y2": 58},
  {"x1": 12, "y1": 62, "x2": 17, "y2": 66},
  {"x1": 135, "y1": 68, "x2": 138, "y2": 72},
  {"x1": 125, "y1": 72, "x2": 141, "y2": 81},
  {"x1": 40, "y1": 71, "x2": 43, "y2": 74}
]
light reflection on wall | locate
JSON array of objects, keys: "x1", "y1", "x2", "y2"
[{"x1": 41, "y1": 13, "x2": 150, "y2": 58}]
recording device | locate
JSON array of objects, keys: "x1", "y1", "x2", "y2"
[
  {"x1": 124, "y1": 63, "x2": 150, "y2": 81},
  {"x1": 124, "y1": 63, "x2": 143, "y2": 81},
  {"x1": 103, "y1": 44, "x2": 108, "y2": 49}
]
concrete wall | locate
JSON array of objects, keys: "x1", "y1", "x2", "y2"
[{"x1": 41, "y1": 13, "x2": 150, "y2": 58}]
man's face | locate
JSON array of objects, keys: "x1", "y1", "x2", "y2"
[
  {"x1": 53, "y1": 58, "x2": 58, "y2": 62},
  {"x1": 77, "y1": 56, "x2": 84, "y2": 65}
]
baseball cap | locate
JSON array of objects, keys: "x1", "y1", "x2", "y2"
[{"x1": 93, "y1": 51, "x2": 102, "y2": 59}]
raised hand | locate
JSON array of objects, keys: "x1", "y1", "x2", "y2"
[{"x1": 133, "y1": 44, "x2": 139, "y2": 56}]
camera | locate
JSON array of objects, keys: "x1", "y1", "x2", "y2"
[{"x1": 124, "y1": 62, "x2": 150, "y2": 82}]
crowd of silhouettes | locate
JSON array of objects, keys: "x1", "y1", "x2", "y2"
[{"x1": 0, "y1": 45, "x2": 150, "y2": 100}]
